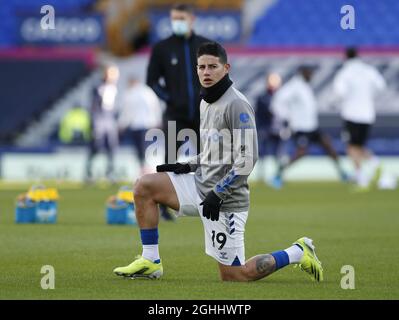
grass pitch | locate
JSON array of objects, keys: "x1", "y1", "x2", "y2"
[{"x1": 0, "y1": 181, "x2": 398, "y2": 299}]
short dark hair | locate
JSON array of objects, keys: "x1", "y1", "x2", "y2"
[
  {"x1": 346, "y1": 47, "x2": 357, "y2": 59},
  {"x1": 171, "y1": 3, "x2": 194, "y2": 14},
  {"x1": 197, "y1": 42, "x2": 228, "y2": 64}
]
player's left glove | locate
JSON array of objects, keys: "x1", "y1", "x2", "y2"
[
  {"x1": 156, "y1": 163, "x2": 191, "y2": 174},
  {"x1": 200, "y1": 190, "x2": 223, "y2": 221}
]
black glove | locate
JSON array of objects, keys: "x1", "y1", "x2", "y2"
[
  {"x1": 200, "y1": 190, "x2": 223, "y2": 221},
  {"x1": 156, "y1": 163, "x2": 191, "y2": 174}
]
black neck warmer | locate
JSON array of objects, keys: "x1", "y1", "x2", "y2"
[{"x1": 200, "y1": 74, "x2": 233, "y2": 104}]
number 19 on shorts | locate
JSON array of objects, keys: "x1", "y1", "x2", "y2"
[{"x1": 211, "y1": 231, "x2": 226, "y2": 250}]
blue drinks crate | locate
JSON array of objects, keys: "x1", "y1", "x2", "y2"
[
  {"x1": 106, "y1": 186, "x2": 136, "y2": 225},
  {"x1": 15, "y1": 201, "x2": 58, "y2": 224},
  {"x1": 15, "y1": 201, "x2": 36, "y2": 223},
  {"x1": 36, "y1": 201, "x2": 58, "y2": 223},
  {"x1": 106, "y1": 201, "x2": 136, "y2": 225},
  {"x1": 15, "y1": 186, "x2": 59, "y2": 224}
]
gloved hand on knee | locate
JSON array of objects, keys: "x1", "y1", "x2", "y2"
[{"x1": 200, "y1": 190, "x2": 223, "y2": 221}]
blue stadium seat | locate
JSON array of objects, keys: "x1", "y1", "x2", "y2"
[
  {"x1": 0, "y1": 60, "x2": 88, "y2": 141},
  {"x1": 249, "y1": 0, "x2": 399, "y2": 47},
  {"x1": 0, "y1": 0, "x2": 97, "y2": 46}
]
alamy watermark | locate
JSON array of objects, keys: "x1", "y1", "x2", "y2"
[
  {"x1": 40, "y1": 5, "x2": 55, "y2": 30},
  {"x1": 40, "y1": 265, "x2": 55, "y2": 289},
  {"x1": 144, "y1": 121, "x2": 257, "y2": 176},
  {"x1": 340, "y1": 265, "x2": 355, "y2": 289},
  {"x1": 341, "y1": 5, "x2": 355, "y2": 30}
]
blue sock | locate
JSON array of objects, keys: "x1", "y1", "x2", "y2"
[
  {"x1": 270, "y1": 250, "x2": 290, "y2": 270},
  {"x1": 140, "y1": 228, "x2": 160, "y2": 263},
  {"x1": 140, "y1": 228, "x2": 158, "y2": 245}
]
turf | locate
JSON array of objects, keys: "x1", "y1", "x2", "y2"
[{"x1": 0, "y1": 181, "x2": 398, "y2": 299}]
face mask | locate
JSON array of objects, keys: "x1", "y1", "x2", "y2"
[{"x1": 171, "y1": 20, "x2": 189, "y2": 36}]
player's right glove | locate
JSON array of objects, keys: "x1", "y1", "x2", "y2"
[
  {"x1": 200, "y1": 190, "x2": 223, "y2": 221},
  {"x1": 156, "y1": 163, "x2": 191, "y2": 174}
]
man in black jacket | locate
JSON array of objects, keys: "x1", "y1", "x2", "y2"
[
  {"x1": 146, "y1": 3, "x2": 210, "y2": 161},
  {"x1": 146, "y1": 3, "x2": 210, "y2": 220}
]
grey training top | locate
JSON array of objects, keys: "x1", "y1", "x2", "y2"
[{"x1": 187, "y1": 85, "x2": 258, "y2": 212}]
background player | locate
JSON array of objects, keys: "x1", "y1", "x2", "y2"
[
  {"x1": 86, "y1": 65, "x2": 120, "y2": 183},
  {"x1": 118, "y1": 77, "x2": 162, "y2": 176},
  {"x1": 271, "y1": 65, "x2": 347, "y2": 188},
  {"x1": 333, "y1": 47, "x2": 387, "y2": 189},
  {"x1": 254, "y1": 72, "x2": 289, "y2": 182}
]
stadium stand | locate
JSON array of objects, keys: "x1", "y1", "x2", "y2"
[
  {"x1": 15, "y1": 68, "x2": 100, "y2": 147},
  {"x1": 39, "y1": 49, "x2": 390, "y2": 160},
  {"x1": 0, "y1": 0, "x2": 398, "y2": 182},
  {"x1": 249, "y1": 0, "x2": 399, "y2": 47},
  {"x1": 0, "y1": 57, "x2": 90, "y2": 143},
  {"x1": 0, "y1": 0, "x2": 97, "y2": 47},
  {"x1": 0, "y1": 0, "x2": 97, "y2": 143}
]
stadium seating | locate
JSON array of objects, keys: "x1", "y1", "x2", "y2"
[
  {"x1": 249, "y1": 0, "x2": 399, "y2": 47},
  {"x1": 0, "y1": 0, "x2": 97, "y2": 47},
  {"x1": 0, "y1": 59, "x2": 89, "y2": 142}
]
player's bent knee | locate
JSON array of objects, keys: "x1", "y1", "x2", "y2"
[{"x1": 133, "y1": 174, "x2": 156, "y2": 199}]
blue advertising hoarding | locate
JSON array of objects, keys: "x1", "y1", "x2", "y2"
[
  {"x1": 17, "y1": 14, "x2": 104, "y2": 46},
  {"x1": 149, "y1": 10, "x2": 241, "y2": 44}
]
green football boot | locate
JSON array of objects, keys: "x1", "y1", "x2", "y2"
[
  {"x1": 113, "y1": 255, "x2": 163, "y2": 279},
  {"x1": 293, "y1": 237, "x2": 323, "y2": 282}
]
